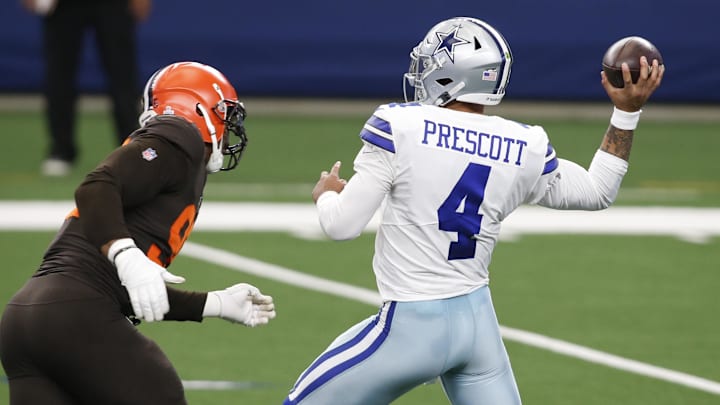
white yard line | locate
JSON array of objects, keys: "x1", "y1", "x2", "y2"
[
  {"x1": 181, "y1": 380, "x2": 271, "y2": 390},
  {"x1": 2, "y1": 201, "x2": 719, "y2": 394},
  {"x1": 499, "y1": 327, "x2": 720, "y2": 395}
]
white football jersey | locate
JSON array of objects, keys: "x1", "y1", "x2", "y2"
[
  {"x1": 316, "y1": 102, "x2": 627, "y2": 302},
  {"x1": 354, "y1": 102, "x2": 554, "y2": 301}
]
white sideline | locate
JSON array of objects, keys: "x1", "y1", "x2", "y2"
[
  {"x1": 2, "y1": 201, "x2": 720, "y2": 243},
  {"x1": 2, "y1": 201, "x2": 720, "y2": 395}
]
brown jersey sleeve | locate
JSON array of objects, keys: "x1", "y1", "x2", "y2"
[
  {"x1": 164, "y1": 287, "x2": 207, "y2": 322},
  {"x1": 74, "y1": 117, "x2": 205, "y2": 250}
]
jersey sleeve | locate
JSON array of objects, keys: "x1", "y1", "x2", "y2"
[
  {"x1": 164, "y1": 287, "x2": 207, "y2": 322},
  {"x1": 523, "y1": 135, "x2": 560, "y2": 204},
  {"x1": 359, "y1": 106, "x2": 396, "y2": 153},
  {"x1": 533, "y1": 149, "x2": 629, "y2": 210},
  {"x1": 75, "y1": 124, "x2": 201, "y2": 249},
  {"x1": 316, "y1": 107, "x2": 396, "y2": 240},
  {"x1": 317, "y1": 142, "x2": 394, "y2": 240}
]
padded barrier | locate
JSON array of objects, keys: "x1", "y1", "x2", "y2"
[{"x1": 1, "y1": 0, "x2": 717, "y2": 102}]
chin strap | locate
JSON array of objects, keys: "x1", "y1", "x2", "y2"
[
  {"x1": 138, "y1": 109, "x2": 157, "y2": 127},
  {"x1": 435, "y1": 82, "x2": 466, "y2": 106},
  {"x1": 196, "y1": 103, "x2": 223, "y2": 173}
]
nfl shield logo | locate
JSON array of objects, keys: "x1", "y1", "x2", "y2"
[{"x1": 142, "y1": 147, "x2": 158, "y2": 161}]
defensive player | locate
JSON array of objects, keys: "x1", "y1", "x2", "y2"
[
  {"x1": 0, "y1": 61, "x2": 276, "y2": 404},
  {"x1": 284, "y1": 17, "x2": 663, "y2": 404}
]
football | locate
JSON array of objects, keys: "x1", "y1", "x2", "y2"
[{"x1": 602, "y1": 36, "x2": 663, "y2": 88}]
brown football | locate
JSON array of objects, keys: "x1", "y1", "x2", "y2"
[{"x1": 602, "y1": 36, "x2": 663, "y2": 88}]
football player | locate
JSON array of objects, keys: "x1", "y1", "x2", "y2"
[
  {"x1": 284, "y1": 17, "x2": 663, "y2": 405},
  {"x1": 0, "y1": 62, "x2": 276, "y2": 404}
]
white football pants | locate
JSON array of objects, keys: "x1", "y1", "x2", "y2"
[{"x1": 283, "y1": 285, "x2": 522, "y2": 405}]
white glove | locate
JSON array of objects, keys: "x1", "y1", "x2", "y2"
[
  {"x1": 203, "y1": 283, "x2": 276, "y2": 327},
  {"x1": 108, "y1": 238, "x2": 186, "y2": 322}
]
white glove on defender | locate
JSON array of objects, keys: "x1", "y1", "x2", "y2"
[
  {"x1": 108, "y1": 238, "x2": 186, "y2": 322},
  {"x1": 203, "y1": 283, "x2": 276, "y2": 327}
]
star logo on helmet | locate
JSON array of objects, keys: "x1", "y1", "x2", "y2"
[{"x1": 433, "y1": 26, "x2": 470, "y2": 63}]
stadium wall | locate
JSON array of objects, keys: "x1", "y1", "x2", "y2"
[{"x1": 1, "y1": 0, "x2": 717, "y2": 103}]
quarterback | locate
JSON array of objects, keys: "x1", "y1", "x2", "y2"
[
  {"x1": 0, "y1": 62, "x2": 276, "y2": 404},
  {"x1": 284, "y1": 17, "x2": 663, "y2": 404}
]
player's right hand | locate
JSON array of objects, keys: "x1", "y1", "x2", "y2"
[
  {"x1": 601, "y1": 56, "x2": 664, "y2": 112},
  {"x1": 109, "y1": 238, "x2": 186, "y2": 322}
]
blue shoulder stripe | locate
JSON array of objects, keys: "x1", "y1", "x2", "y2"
[
  {"x1": 543, "y1": 157, "x2": 559, "y2": 174},
  {"x1": 359, "y1": 114, "x2": 395, "y2": 153},
  {"x1": 367, "y1": 114, "x2": 392, "y2": 134},
  {"x1": 543, "y1": 143, "x2": 558, "y2": 174},
  {"x1": 545, "y1": 143, "x2": 555, "y2": 157},
  {"x1": 360, "y1": 129, "x2": 395, "y2": 153}
]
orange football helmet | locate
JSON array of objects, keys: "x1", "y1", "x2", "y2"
[{"x1": 138, "y1": 61, "x2": 247, "y2": 172}]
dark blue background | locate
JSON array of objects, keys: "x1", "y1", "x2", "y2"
[{"x1": 1, "y1": 0, "x2": 718, "y2": 103}]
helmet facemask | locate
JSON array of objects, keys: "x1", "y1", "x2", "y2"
[
  {"x1": 404, "y1": 48, "x2": 466, "y2": 106},
  {"x1": 216, "y1": 99, "x2": 247, "y2": 172},
  {"x1": 403, "y1": 48, "x2": 435, "y2": 104},
  {"x1": 200, "y1": 98, "x2": 247, "y2": 173}
]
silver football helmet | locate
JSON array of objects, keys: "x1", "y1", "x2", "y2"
[{"x1": 403, "y1": 17, "x2": 513, "y2": 106}]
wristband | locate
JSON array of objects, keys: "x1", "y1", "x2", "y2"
[
  {"x1": 610, "y1": 107, "x2": 641, "y2": 130},
  {"x1": 202, "y1": 291, "x2": 222, "y2": 318},
  {"x1": 107, "y1": 238, "x2": 137, "y2": 265}
]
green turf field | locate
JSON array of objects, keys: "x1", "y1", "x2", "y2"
[
  {"x1": 1, "y1": 108, "x2": 719, "y2": 205},
  {"x1": 0, "y1": 106, "x2": 718, "y2": 404}
]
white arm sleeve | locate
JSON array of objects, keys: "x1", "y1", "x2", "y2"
[
  {"x1": 316, "y1": 144, "x2": 393, "y2": 240},
  {"x1": 536, "y1": 149, "x2": 629, "y2": 210}
]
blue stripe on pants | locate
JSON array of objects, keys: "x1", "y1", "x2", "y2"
[{"x1": 285, "y1": 302, "x2": 396, "y2": 404}]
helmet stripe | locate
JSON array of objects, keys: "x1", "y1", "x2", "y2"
[
  {"x1": 141, "y1": 66, "x2": 167, "y2": 114},
  {"x1": 467, "y1": 18, "x2": 512, "y2": 94}
]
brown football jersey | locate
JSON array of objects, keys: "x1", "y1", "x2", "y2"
[{"x1": 36, "y1": 115, "x2": 208, "y2": 320}]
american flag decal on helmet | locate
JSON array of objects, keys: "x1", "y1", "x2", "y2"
[{"x1": 482, "y1": 70, "x2": 498, "y2": 81}]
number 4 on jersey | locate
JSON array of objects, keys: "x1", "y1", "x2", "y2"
[{"x1": 437, "y1": 163, "x2": 491, "y2": 260}]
